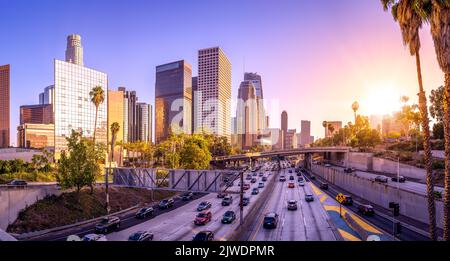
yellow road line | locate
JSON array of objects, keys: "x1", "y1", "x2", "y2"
[
  {"x1": 338, "y1": 228, "x2": 361, "y2": 241},
  {"x1": 349, "y1": 213, "x2": 382, "y2": 234},
  {"x1": 320, "y1": 195, "x2": 327, "y2": 203},
  {"x1": 310, "y1": 183, "x2": 323, "y2": 196}
]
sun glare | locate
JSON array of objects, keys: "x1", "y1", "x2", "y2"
[{"x1": 361, "y1": 86, "x2": 402, "y2": 116}]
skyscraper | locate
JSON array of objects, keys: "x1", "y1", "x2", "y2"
[
  {"x1": 155, "y1": 60, "x2": 192, "y2": 143},
  {"x1": 191, "y1": 76, "x2": 198, "y2": 134},
  {"x1": 0, "y1": 64, "x2": 10, "y2": 148},
  {"x1": 65, "y1": 34, "x2": 84, "y2": 66},
  {"x1": 300, "y1": 120, "x2": 311, "y2": 146},
  {"x1": 54, "y1": 35, "x2": 108, "y2": 153},
  {"x1": 236, "y1": 80, "x2": 258, "y2": 149},
  {"x1": 119, "y1": 87, "x2": 137, "y2": 143},
  {"x1": 20, "y1": 104, "x2": 54, "y2": 125},
  {"x1": 244, "y1": 72, "x2": 266, "y2": 131},
  {"x1": 281, "y1": 110, "x2": 288, "y2": 148},
  {"x1": 39, "y1": 85, "x2": 55, "y2": 105},
  {"x1": 137, "y1": 102, "x2": 152, "y2": 143},
  {"x1": 197, "y1": 47, "x2": 231, "y2": 138},
  {"x1": 107, "y1": 89, "x2": 124, "y2": 163}
]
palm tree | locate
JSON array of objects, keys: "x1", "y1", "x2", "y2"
[
  {"x1": 89, "y1": 86, "x2": 105, "y2": 144},
  {"x1": 382, "y1": 0, "x2": 437, "y2": 240},
  {"x1": 352, "y1": 101, "x2": 359, "y2": 123},
  {"x1": 106, "y1": 122, "x2": 120, "y2": 214},
  {"x1": 429, "y1": 0, "x2": 450, "y2": 240},
  {"x1": 322, "y1": 121, "x2": 328, "y2": 137}
]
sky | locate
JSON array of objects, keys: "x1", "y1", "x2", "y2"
[{"x1": 0, "y1": 0, "x2": 445, "y2": 145}]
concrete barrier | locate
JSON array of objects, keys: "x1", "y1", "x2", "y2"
[
  {"x1": 311, "y1": 164, "x2": 444, "y2": 229},
  {"x1": 0, "y1": 228, "x2": 17, "y2": 241}
]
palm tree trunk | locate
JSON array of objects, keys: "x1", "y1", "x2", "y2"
[
  {"x1": 443, "y1": 73, "x2": 450, "y2": 241},
  {"x1": 416, "y1": 52, "x2": 437, "y2": 240},
  {"x1": 93, "y1": 107, "x2": 98, "y2": 144}
]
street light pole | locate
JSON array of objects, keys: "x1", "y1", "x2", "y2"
[{"x1": 239, "y1": 171, "x2": 244, "y2": 225}]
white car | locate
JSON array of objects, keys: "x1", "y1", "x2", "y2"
[
  {"x1": 81, "y1": 234, "x2": 107, "y2": 241},
  {"x1": 298, "y1": 181, "x2": 305, "y2": 186}
]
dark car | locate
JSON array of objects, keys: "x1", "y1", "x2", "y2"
[
  {"x1": 310, "y1": 175, "x2": 316, "y2": 180},
  {"x1": 197, "y1": 201, "x2": 212, "y2": 211},
  {"x1": 240, "y1": 197, "x2": 250, "y2": 206},
  {"x1": 251, "y1": 178, "x2": 257, "y2": 183},
  {"x1": 221, "y1": 211, "x2": 236, "y2": 224},
  {"x1": 289, "y1": 176, "x2": 294, "y2": 181},
  {"x1": 375, "y1": 176, "x2": 389, "y2": 183},
  {"x1": 358, "y1": 204, "x2": 375, "y2": 216},
  {"x1": 222, "y1": 196, "x2": 233, "y2": 206},
  {"x1": 193, "y1": 231, "x2": 214, "y2": 241},
  {"x1": 259, "y1": 172, "x2": 264, "y2": 177},
  {"x1": 391, "y1": 176, "x2": 406, "y2": 183},
  {"x1": 246, "y1": 175, "x2": 252, "y2": 180},
  {"x1": 243, "y1": 184, "x2": 251, "y2": 190},
  {"x1": 279, "y1": 176, "x2": 286, "y2": 182},
  {"x1": 305, "y1": 194, "x2": 314, "y2": 202},
  {"x1": 158, "y1": 198, "x2": 175, "y2": 209},
  {"x1": 182, "y1": 192, "x2": 194, "y2": 201},
  {"x1": 320, "y1": 182, "x2": 328, "y2": 190},
  {"x1": 287, "y1": 200, "x2": 298, "y2": 210},
  {"x1": 262, "y1": 176, "x2": 268, "y2": 182},
  {"x1": 128, "y1": 231, "x2": 154, "y2": 241},
  {"x1": 217, "y1": 192, "x2": 227, "y2": 199},
  {"x1": 263, "y1": 213, "x2": 279, "y2": 229},
  {"x1": 95, "y1": 216, "x2": 120, "y2": 233},
  {"x1": 252, "y1": 172, "x2": 257, "y2": 176},
  {"x1": 344, "y1": 167, "x2": 355, "y2": 173},
  {"x1": 194, "y1": 211, "x2": 212, "y2": 225},
  {"x1": 252, "y1": 188, "x2": 259, "y2": 195},
  {"x1": 8, "y1": 179, "x2": 27, "y2": 186},
  {"x1": 135, "y1": 207, "x2": 154, "y2": 219},
  {"x1": 258, "y1": 182, "x2": 265, "y2": 188},
  {"x1": 342, "y1": 195, "x2": 353, "y2": 206}
]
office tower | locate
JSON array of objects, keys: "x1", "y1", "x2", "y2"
[
  {"x1": 259, "y1": 128, "x2": 283, "y2": 150},
  {"x1": 285, "y1": 129, "x2": 297, "y2": 149},
  {"x1": 244, "y1": 72, "x2": 266, "y2": 131},
  {"x1": 17, "y1": 123, "x2": 55, "y2": 149},
  {"x1": 107, "y1": 89, "x2": 124, "y2": 163},
  {"x1": 65, "y1": 34, "x2": 83, "y2": 66},
  {"x1": 296, "y1": 133, "x2": 302, "y2": 148},
  {"x1": 266, "y1": 116, "x2": 270, "y2": 128},
  {"x1": 191, "y1": 76, "x2": 198, "y2": 134},
  {"x1": 324, "y1": 121, "x2": 342, "y2": 138},
  {"x1": 119, "y1": 87, "x2": 137, "y2": 143},
  {"x1": 20, "y1": 104, "x2": 54, "y2": 125},
  {"x1": 54, "y1": 35, "x2": 108, "y2": 153},
  {"x1": 236, "y1": 80, "x2": 258, "y2": 149},
  {"x1": 0, "y1": 64, "x2": 10, "y2": 148},
  {"x1": 300, "y1": 120, "x2": 311, "y2": 146},
  {"x1": 137, "y1": 102, "x2": 152, "y2": 143},
  {"x1": 155, "y1": 60, "x2": 192, "y2": 143},
  {"x1": 39, "y1": 85, "x2": 55, "y2": 105},
  {"x1": 281, "y1": 110, "x2": 288, "y2": 148},
  {"x1": 197, "y1": 47, "x2": 231, "y2": 138}
]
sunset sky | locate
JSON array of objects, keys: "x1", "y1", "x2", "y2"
[{"x1": 0, "y1": 0, "x2": 445, "y2": 144}]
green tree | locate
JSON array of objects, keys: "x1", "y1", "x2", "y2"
[
  {"x1": 89, "y1": 86, "x2": 105, "y2": 144},
  {"x1": 433, "y1": 122, "x2": 444, "y2": 139},
  {"x1": 179, "y1": 135, "x2": 212, "y2": 170},
  {"x1": 429, "y1": 86, "x2": 444, "y2": 122},
  {"x1": 382, "y1": 0, "x2": 437, "y2": 240}
]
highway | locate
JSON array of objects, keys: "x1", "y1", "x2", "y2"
[
  {"x1": 107, "y1": 162, "x2": 277, "y2": 241},
  {"x1": 241, "y1": 168, "x2": 337, "y2": 241}
]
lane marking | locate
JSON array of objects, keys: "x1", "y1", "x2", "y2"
[{"x1": 338, "y1": 228, "x2": 361, "y2": 241}]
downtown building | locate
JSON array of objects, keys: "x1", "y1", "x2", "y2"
[
  {"x1": 236, "y1": 80, "x2": 259, "y2": 150},
  {"x1": 0, "y1": 64, "x2": 10, "y2": 148},
  {"x1": 155, "y1": 60, "x2": 192, "y2": 143},
  {"x1": 324, "y1": 121, "x2": 342, "y2": 138},
  {"x1": 54, "y1": 34, "x2": 108, "y2": 153},
  {"x1": 196, "y1": 47, "x2": 231, "y2": 138}
]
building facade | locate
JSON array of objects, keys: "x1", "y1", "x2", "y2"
[
  {"x1": 0, "y1": 64, "x2": 10, "y2": 148},
  {"x1": 285, "y1": 129, "x2": 297, "y2": 149},
  {"x1": 324, "y1": 121, "x2": 342, "y2": 138},
  {"x1": 196, "y1": 47, "x2": 231, "y2": 138},
  {"x1": 191, "y1": 76, "x2": 198, "y2": 134},
  {"x1": 119, "y1": 87, "x2": 137, "y2": 143},
  {"x1": 107, "y1": 89, "x2": 124, "y2": 163},
  {"x1": 17, "y1": 123, "x2": 55, "y2": 149},
  {"x1": 300, "y1": 120, "x2": 311, "y2": 146},
  {"x1": 20, "y1": 104, "x2": 54, "y2": 125},
  {"x1": 155, "y1": 60, "x2": 192, "y2": 143},
  {"x1": 65, "y1": 34, "x2": 83, "y2": 66},
  {"x1": 236, "y1": 80, "x2": 258, "y2": 150},
  {"x1": 244, "y1": 72, "x2": 266, "y2": 131},
  {"x1": 39, "y1": 85, "x2": 55, "y2": 106},
  {"x1": 137, "y1": 102, "x2": 152, "y2": 143}
]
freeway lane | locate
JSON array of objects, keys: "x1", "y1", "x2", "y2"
[
  {"x1": 244, "y1": 168, "x2": 336, "y2": 241},
  {"x1": 305, "y1": 168, "x2": 431, "y2": 241},
  {"x1": 107, "y1": 162, "x2": 277, "y2": 241}
]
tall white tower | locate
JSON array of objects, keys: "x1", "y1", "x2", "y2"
[{"x1": 65, "y1": 34, "x2": 84, "y2": 66}]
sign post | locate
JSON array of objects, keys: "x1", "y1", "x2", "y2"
[{"x1": 336, "y1": 193, "x2": 346, "y2": 218}]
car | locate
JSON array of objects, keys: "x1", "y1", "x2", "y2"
[
  {"x1": 81, "y1": 234, "x2": 107, "y2": 241},
  {"x1": 222, "y1": 195, "x2": 233, "y2": 206},
  {"x1": 263, "y1": 213, "x2": 279, "y2": 229},
  {"x1": 182, "y1": 192, "x2": 194, "y2": 201},
  {"x1": 243, "y1": 184, "x2": 251, "y2": 190},
  {"x1": 94, "y1": 216, "x2": 121, "y2": 233},
  {"x1": 279, "y1": 176, "x2": 286, "y2": 182},
  {"x1": 7, "y1": 179, "x2": 27, "y2": 186},
  {"x1": 342, "y1": 195, "x2": 353, "y2": 206},
  {"x1": 194, "y1": 211, "x2": 212, "y2": 225},
  {"x1": 158, "y1": 198, "x2": 175, "y2": 209},
  {"x1": 252, "y1": 188, "x2": 259, "y2": 195},
  {"x1": 297, "y1": 176, "x2": 304, "y2": 182},
  {"x1": 246, "y1": 175, "x2": 252, "y2": 180},
  {"x1": 193, "y1": 231, "x2": 214, "y2": 241},
  {"x1": 259, "y1": 172, "x2": 264, "y2": 177},
  {"x1": 289, "y1": 176, "x2": 294, "y2": 181},
  {"x1": 320, "y1": 182, "x2": 328, "y2": 190},
  {"x1": 310, "y1": 175, "x2": 316, "y2": 180},
  {"x1": 298, "y1": 181, "x2": 305, "y2": 186},
  {"x1": 391, "y1": 176, "x2": 406, "y2": 183},
  {"x1": 324, "y1": 164, "x2": 332, "y2": 167},
  {"x1": 128, "y1": 231, "x2": 154, "y2": 241},
  {"x1": 252, "y1": 172, "x2": 257, "y2": 176},
  {"x1": 288, "y1": 170, "x2": 293, "y2": 174},
  {"x1": 358, "y1": 204, "x2": 375, "y2": 216},
  {"x1": 251, "y1": 178, "x2": 257, "y2": 183},
  {"x1": 287, "y1": 200, "x2": 298, "y2": 210},
  {"x1": 135, "y1": 207, "x2": 154, "y2": 219},
  {"x1": 288, "y1": 182, "x2": 295, "y2": 188},
  {"x1": 221, "y1": 211, "x2": 236, "y2": 224},
  {"x1": 305, "y1": 194, "x2": 314, "y2": 202},
  {"x1": 240, "y1": 197, "x2": 250, "y2": 206},
  {"x1": 344, "y1": 167, "x2": 355, "y2": 173},
  {"x1": 217, "y1": 192, "x2": 227, "y2": 198},
  {"x1": 197, "y1": 201, "x2": 212, "y2": 211},
  {"x1": 262, "y1": 176, "x2": 268, "y2": 182},
  {"x1": 258, "y1": 182, "x2": 265, "y2": 188},
  {"x1": 375, "y1": 176, "x2": 389, "y2": 183}
]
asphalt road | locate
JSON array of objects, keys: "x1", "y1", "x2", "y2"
[{"x1": 241, "y1": 168, "x2": 336, "y2": 241}]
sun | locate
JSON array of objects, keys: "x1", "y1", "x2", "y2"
[{"x1": 360, "y1": 86, "x2": 402, "y2": 116}]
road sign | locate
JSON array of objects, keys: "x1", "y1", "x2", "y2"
[{"x1": 336, "y1": 193, "x2": 346, "y2": 203}]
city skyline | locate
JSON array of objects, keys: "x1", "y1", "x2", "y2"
[{"x1": 0, "y1": 0, "x2": 446, "y2": 145}]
